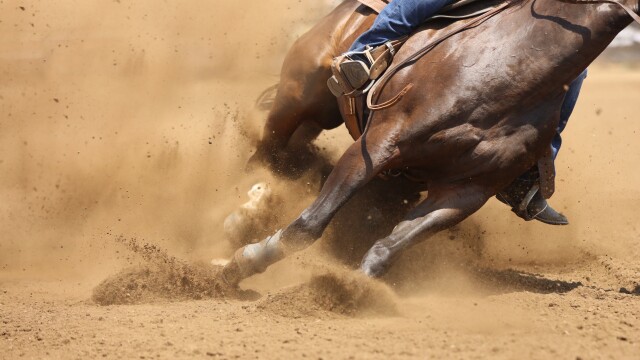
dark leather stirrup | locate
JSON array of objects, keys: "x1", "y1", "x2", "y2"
[{"x1": 328, "y1": 38, "x2": 407, "y2": 98}]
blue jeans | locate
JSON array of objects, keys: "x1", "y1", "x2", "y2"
[
  {"x1": 349, "y1": 0, "x2": 455, "y2": 52},
  {"x1": 554, "y1": 69, "x2": 587, "y2": 159}
]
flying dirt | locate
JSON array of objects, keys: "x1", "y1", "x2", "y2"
[{"x1": 0, "y1": 1, "x2": 639, "y2": 359}]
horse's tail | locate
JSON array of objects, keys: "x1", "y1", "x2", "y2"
[{"x1": 255, "y1": 83, "x2": 279, "y2": 111}]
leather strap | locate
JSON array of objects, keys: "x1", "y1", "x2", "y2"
[
  {"x1": 556, "y1": 0, "x2": 640, "y2": 25},
  {"x1": 368, "y1": 38, "x2": 407, "y2": 79},
  {"x1": 368, "y1": 38, "x2": 406, "y2": 60},
  {"x1": 517, "y1": 183, "x2": 540, "y2": 219},
  {"x1": 368, "y1": 83, "x2": 414, "y2": 110},
  {"x1": 537, "y1": 145, "x2": 556, "y2": 199},
  {"x1": 340, "y1": 96, "x2": 363, "y2": 139}
]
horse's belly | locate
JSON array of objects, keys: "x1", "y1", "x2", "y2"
[{"x1": 399, "y1": 109, "x2": 557, "y2": 187}]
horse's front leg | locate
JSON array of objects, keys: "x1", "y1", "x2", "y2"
[
  {"x1": 249, "y1": 41, "x2": 342, "y2": 177},
  {"x1": 361, "y1": 184, "x2": 492, "y2": 277},
  {"x1": 223, "y1": 135, "x2": 398, "y2": 285}
]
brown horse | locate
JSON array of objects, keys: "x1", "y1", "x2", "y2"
[{"x1": 221, "y1": 0, "x2": 640, "y2": 284}]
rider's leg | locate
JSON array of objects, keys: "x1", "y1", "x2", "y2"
[
  {"x1": 552, "y1": 69, "x2": 588, "y2": 158},
  {"x1": 223, "y1": 132, "x2": 399, "y2": 285},
  {"x1": 498, "y1": 69, "x2": 587, "y2": 225},
  {"x1": 361, "y1": 184, "x2": 490, "y2": 277},
  {"x1": 350, "y1": 0, "x2": 454, "y2": 52},
  {"x1": 329, "y1": 0, "x2": 454, "y2": 95}
]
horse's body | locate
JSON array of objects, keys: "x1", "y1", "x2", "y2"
[{"x1": 223, "y1": 0, "x2": 638, "y2": 282}]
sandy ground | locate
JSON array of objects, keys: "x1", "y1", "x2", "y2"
[{"x1": 1, "y1": 1, "x2": 640, "y2": 359}]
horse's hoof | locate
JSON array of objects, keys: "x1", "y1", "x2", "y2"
[
  {"x1": 220, "y1": 256, "x2": 244, "y2": 288},
  {"x1": 360, "y1": 244, "x2": 392, "y2": 278}
]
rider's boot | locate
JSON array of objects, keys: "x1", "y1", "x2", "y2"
[
  {"x1": 327, "y1": 39, "x2": 406, "y2": 97},
  {"x1": 496, "y1": 168, "x2": 569, "y2": 225}
]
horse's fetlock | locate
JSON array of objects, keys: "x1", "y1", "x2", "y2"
[{"x1": 239, "y1": 230, "x2": 286, "y2": 276}]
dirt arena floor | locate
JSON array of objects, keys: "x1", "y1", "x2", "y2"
[{"x1": 1, "y1": 1, "x2": 639, "y2": 359}]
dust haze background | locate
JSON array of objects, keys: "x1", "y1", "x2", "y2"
[
  {"x1": 1, "y1": 0, "x2": 639, "y2": 290},
  {"x1": 0, "y1": 0, "x2": 333, "y2": 278},
  {"x1": 1, "y1": 2, "x2": 640, "y2": 358}
]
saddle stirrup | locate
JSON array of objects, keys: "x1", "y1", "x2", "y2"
[{"x1": 327, "y1": 38, "x2": 406, "y2": 97}]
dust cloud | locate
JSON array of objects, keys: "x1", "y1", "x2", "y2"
[
  {"x1": 0, "y1": 0, "x2": 638, "y2": 306},
  {"x1": 1, "y1": 1, "x2": 640, "y2": 358},
  {"x1": 0, "y1": 0, "x2": 336, "y2": 281}
]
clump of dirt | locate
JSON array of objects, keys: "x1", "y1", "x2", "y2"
[
  {"x1": 92, "y1": 237, "x2": 254, "y2": 305},
  {"x1": 257, "y1": 270, "x2": 398, "y2": 318}
]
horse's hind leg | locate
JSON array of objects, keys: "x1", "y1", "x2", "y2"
[
  {"x1": 361, "y1": 184, "x2": 492, "y2": 277},
  {"x1": 223, "y1": 134, "x2": 397, "y2": 285}
]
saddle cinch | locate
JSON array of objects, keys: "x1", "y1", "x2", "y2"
[{"x1": 338, "y1": 0, "x2": 556, "y2": 199}]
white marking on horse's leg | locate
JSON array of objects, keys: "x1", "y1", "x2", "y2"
[
  {"x1": 242, "y1": 182, "x2": 273, "y2": 211},
  {"x1": 210, "y1": 258, "x2": 230, "y2": 266},
  {"x1": 223, "y1": 181, "x2": 278, "y2": 247}
]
